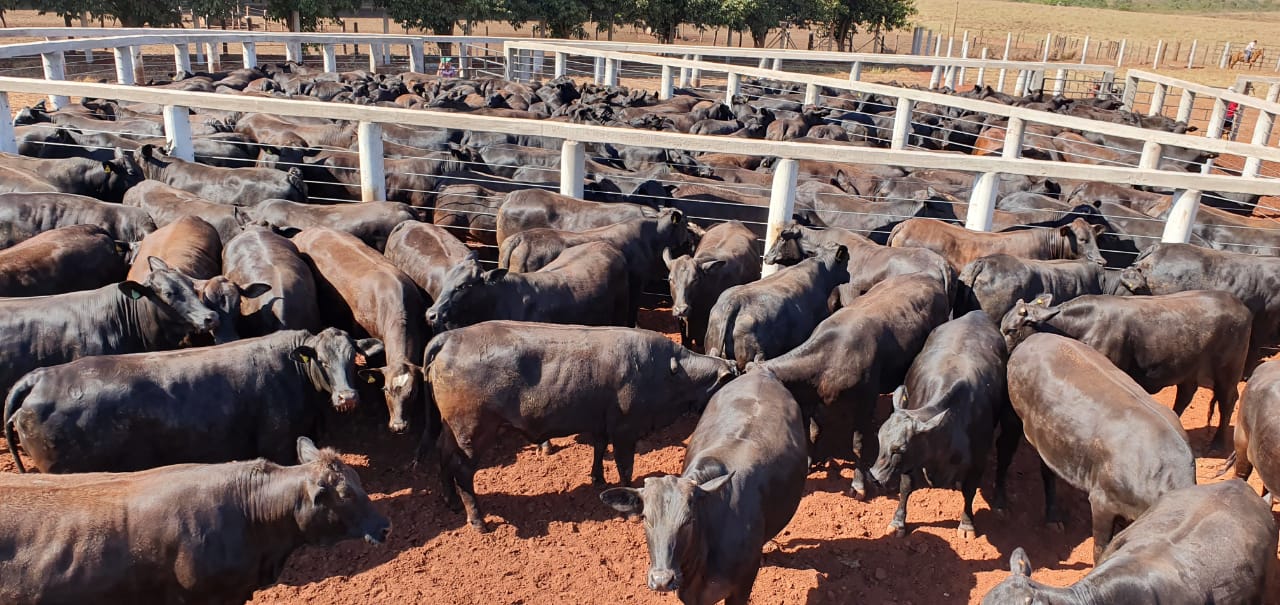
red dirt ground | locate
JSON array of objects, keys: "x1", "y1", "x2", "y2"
[{"x1": 5, "y1": 308, "x2": 1273, "y2": 605}]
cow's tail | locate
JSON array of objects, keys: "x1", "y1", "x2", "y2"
[
  {"x1": 496, "y1": 237, "x2": 517, "y2": 271},
  {"x1": 3, "y1": 372, "x2": 36, "y2": 474},
  {"x1": 955, "y1": 258, "x2": 986, "y2": 314},
  {"x1": 413, "y1": 336, "x2": 448, "y2": 465},
  {"x1": 705, "y1": 304, "x2": 740, "y2": 368},
  {"x1": 1213, "y1": 450, "x2": 1233, "y2": 478}
]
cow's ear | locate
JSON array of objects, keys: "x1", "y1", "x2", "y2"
[
  {"x1": 297, "y1": 436, "x2": 321, "y2": 464},
  {"x1": 699, "y1": 259, "x2": 725, "y2": 273},
  {"x1": 139, "y1": 144, "x2": 155, "y2": 159},
  {"x1": 891, "y1": 385, "x2": 907, "y2": 410},
  {"x1": 484, "y1": 268, "x2": 507, "y2": 283},
  {"x1": 599, "y1": 487, "x2": 643, "y2": 515},
  {"x1": 1091, "y1": 223, "x2": 1106, "y2": 236},
  {"x1": 1031, "y1": 293, "x2": 1054, "y2": 308},
  {"x1": 358, "y1": 368, "x2": 385, "y2": 387},
  {"x1": 147, "y1": 256, "x2": 172, "y2": 273},
  {"x1": 834, "y1": 245, "x2": 850, "y2": 263},
  {"x1": 669, "y1": 209, "x2": 684, "y2": 224},
  {"x1": 1058, "y1": 224, "x2": 1073, "y2": 238},
  {"x1": 696, "y1": 472, "x2": 734, "y2": 496},
  {"x1": 290, "y1": 345, "x2": 317, "y2": 365},
  {"x1": 239, "y1": 282, "x2": 272, "y2": 298},
  {"x1": 1010, "y1": 547, "x2": 1033, "y2": 577},
  {"x1": 356, "y1": 338, "x2": 385, "y2": 359},
  {"x1": 918, "y1": 409, "x2": 950, "y2": 432},
  {"x1": 118, "y1": 280, "x2": 151, "y2": 300}
]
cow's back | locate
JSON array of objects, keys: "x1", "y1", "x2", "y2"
[
  {"x1": 127, "y1": 216, "x2": 222, "y2": 282},
  {"x1": 0, "y1": 225, "x2": 125, "y2": 296}
]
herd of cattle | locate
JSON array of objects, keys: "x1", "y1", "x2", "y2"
[{"x1": 0, "y1": 59, "x2": 1276, "y2": 604}]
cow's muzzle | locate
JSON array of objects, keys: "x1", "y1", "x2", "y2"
[
  {"x1": 333, "y1": 390, "x2": 359, "y2": 412},
  {"x1": 648, "y1": 569, "x2": 680, "y2": 592}
]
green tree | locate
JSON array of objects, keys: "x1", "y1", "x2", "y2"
[
  {"x1": 35, "y1": 0, "x2": 97, "y2": 27},
  {"x1": 814, "y1": 0, "x2": 915, "y2": 52},
  {"x1": 188, "y1": 0, "x2": 244, "y2": 24},
  {"x1": 631, "y1": 0, "x2": 718, "y2": 43},
  {"x1": 264, "y1": 0, "x2": 360, "y2": 31},
  {"x1": 506, "y1": 0, "x2": 589, "y2": 38}
]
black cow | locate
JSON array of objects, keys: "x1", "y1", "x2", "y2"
[
  {"x1": 423, "y1": 321, "x2": 737, "y2": 530},
  {"x1": 136, "y1": 144, "x2": 307, "y2": 206},
  {"x1": 1120, "y1": 243, "x2": 1280, "y2": 374},
  {"x1": 763, "y1": 222, "x2": 954, "y2": 298},
  {"x1": 599, "y1": 367, "x2": 806, "y2": 604},
  {"x1": 869, "y1": 311, "x2": 1011, "y2": 539},
  {"x1": 1002, "y1": 291, "x2": 1250, "y2": 448},
  {"x1": 0, "y1": 224, "x2": 126, "y2": 296},
  {"x1": 0, "y1": 257, "x2": 223, "y2": 409},
  {"x1": 123, "y1": 180, "x2": 250, "y2": 244},
  {"x1": 958, "y1": 255, "x2": 1107, "y2": 319},
  {"x1": 426, "y1": 243, "x2": 630, "y2": 331},
  {"x1": 765, "y1": 273, "x2": 951, "y2": 498},
  {"x1": 704, "y1": 244, "x2": 850, "y2": 370},
  {"x1": 494, "y1": 189, "x2": 656, "y2": 244},
  {"x1": 983, "y1": 481, "x2": 1275, "y2": 604},
  {"x1": 1226, "y1": 359, "x2": 1280, "y2": 502},
  {"x1": 665, "y1": 221, "x2": 761, "y2": 349},
  {"x1": 0, "y1": 438, "x2": 390, "y2": 605},
  {"x1": 4, "y1": 329, "x2": 381, "y2": 473},
  {"x1": 0, "y1": 149, "x2": 142, "y2": 202},
  {"x1": 1005, "y1": 333, "x2": 1197, "y2": 561},
  {"x1": 0, "y1": 192, "x2": 155, "y2": 248},
  {"x1": 222, "y1": 226, "x2": 321, "y2": 336}
]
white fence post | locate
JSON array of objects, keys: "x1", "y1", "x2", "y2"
[
  {"x1": 409, "y1": 43, "x2": 425, "y2": 73},
  {"x1": 604, "y1": 58, "x2": 618, "y2": 87},
  {"x1": 162, "y1": 105, "x2": 194, "y2": 161},
  {"x1": 929, "y1": 66, "x2": 943, "y2": 89},
  {"x1": 976, "y1": 48, "x2": 988, "y2": 87},
  {"x1": 1206, "y1": 97, "x2": 1228, "y2": 138},
  {"x1": 849, "y1": 61, "x2": 863, "y2": 82},
  {"x1": 1243, "y1": 110, "x2": 1274, "y2": 177},
  {"x1": 725, "y1": 72, "x2": 740, "y2": 102},
  {"x1": 1013, "y1": 70, "x2": 1028, "y2": 95},
  {"x1": 1220, "y1": 43, "x2": 1232, "y2": 69},
  {"x1": 1081, "y1": 35, "x2": 1090, "y2": 64},
  {"x1": 890, "y1": 97, "x2": 913, "y2": 150},
  {"x1": 1153, "y1": 40, "x2": 1163, "y2": 69},
  {"x1": 593, "y1": 57, "x2": 604, "y2": 84},
  {"x1": 1160, "y1": 189, "x2": 1201, "y2": 243},
  {"x1": 1187, "y1": 40, "x2": 1197, "y2": 69},
  {"x1": 997, "y1": 32, "x2": 1011, "y2": 92},
  {"x1": 691, "y1": 55, "x2": 702, "y2": 88},
  {"x1": 965, "y1": 172, "x2": 1000, "y2": 231},
  {"x1": 368, "y1": 43, "x2": 380, "y2": 73},
  {"x1": 173, "y1": 43, "x2": 191, "y2": 75},
  {"x1": 958, "y1": 31, "x2": 969, "y2": 83},
  {"x1": 679, "y1": 54, "x2": 690, "y2": 88},
  {"x1": 286, "y1": 42, "x2": 301, "y2": 64},
  {"x1": 1139, "y1": 140, "x2": 1163, "y2": 170},
  {"x1": 112, "y1": 47, "x2": 135, "y2": 86},
  {"x1": 554, "y1": 52, "x2": 566, "y2": 78},
  {"x1": 204, "y1": 42, "x2": 220, "y2": 72},
  {"x1": 1175, "y1": 90, "x2": 1196, "y2": 123},
  {"x1": 323, "y1": 45, "x2": 337, "y2": 73},
  {"x1": 242, "y1": 42, "x2": 257, "y2": 69},
  {"x1": 659, "y1": 65, "x2": 673, "y2": 100},
  {"x1": 1148, "y1": 83, "x2": 1168, "y2": 116},
  {"x1": 1052, "y1": 68, "x2": 1066, "y2": 96},
  {"x1": 458, "y1": 43, "x2": 469, "y2": 79},
  {"x1": 1002, "y1": 116, "x2": 1025, "y2": 159},
  {"x1": 1042, "y1": 33, "x2": 1052, "y2": 62},
  {"x1": 1121, "y1": 74, "x2": 1139, "y2": 110},
  {"x1": 503, "y1": 46, "x2": 515, "y2": 81},
  {"x1": 40, "y1": 51, "x2": 69, "y2": 109},
  {"x1": 771, "y1": 58, "x2": 781, "y2": 70},
  {"x1": 357, "y1": 121, "x2": 386, "y2": 202},
  {"x1": 1267, "y1": 83, "x2": 1280, "y2": 103},
  {"x1": 803, "y1": 83, "x2": 818, "y2": 106},
  {"x1": 559, "y1": 140, "x2": 585, "y2": 199},
  {"x1": 944, "y1": 66, "x2": 957, "y2": 89},
  {"x1": 762, "y1": 158, "x2": 799, "y2": 278},
  {"x1": 0, "y1": 92, "x2": 17, "y2": 154},
  {"x1": 1116, "y1": 39, "x2": 1126, "y2": 67}
]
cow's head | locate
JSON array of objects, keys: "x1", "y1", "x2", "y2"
[
  {"x1": 599, "y1": 472, "x2": 734, "y2": 593},
  {"x1": 90, "y1": 147, "x2": 144, "y2": 203},
  {"x1": 981, "y1": 548, "x2": 1042, "y2": 605},
  {"x1": 425, "y1": 252, "x2": 498, "y2": 333},
  {"x1": 762, "y1": 223, "x2": 806, "y2": 266},
  {"x1": 198, "y1": 276, "x2": 271, "y2": 344},
  {"x1": 1060, "y1": 218, "x2": 1107, "y2": 266},
  {"x1": 291, "y1": 328, "x2": 381, "y2": 413},
  {"x1": 999, "y1": 294, "x2": 1058, "y2": 351},
  {"x1": 664, "y1": 248, "x2": 724, "y2": 322},
  {"x1": 358, "y1": 360, "x2": 422, "y2": 434},
  {"x1": 292, "y1": 437, "x2": 392, "y2": 546},
  {"x1": 119, "y1": 256, "x2": 223, "y2": 343},
  {"x1": 13, "y1": 101, "x2": 49, "y2": 126},
  {"x1": 869, "y1": 386, "x2": 951, "y2": 487}
]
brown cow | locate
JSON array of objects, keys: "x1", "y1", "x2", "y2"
[
  {"x1": 384, "y1": 220, "x2": 480, "y2": 300},
  {"x1": 0, "y1": 224, "x2": 126, "y2": 296},
  {"x1": 0, "y1": 437, "x2": 390, "y2": 605},
  {"x1": 294, "y1": 227, "x2": 427, "y2": 434},
  {"x1": 1225, "y1": 359, "x2": 1280, "y2": 502},
  {"x1": 887, "y1": 217, "x2": 1106, "y2": 272},
  {"x1": 127, "y1": 216, "x2": 222, "y2": 283}
]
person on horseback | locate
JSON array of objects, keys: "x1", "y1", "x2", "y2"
[{"x1": 1245, "y1": 40, "x2": 1258, "y2": 62}]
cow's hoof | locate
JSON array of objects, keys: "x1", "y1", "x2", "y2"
[
  {"x1": 591, "y1": 476, "x2": 607, "y2": 488},
  {"x1": 957, "y1": 525, "x2": 976, "y2": 540},
  {"x1": 849, "y1": 486, "x2": 868, "y2": 501},
  {"x1": 538, "y1": 441, "x2": 554, "y2": 456},
  {"x1": 889, "y1": 523, "x2": 907, "y2": 538},
  {"x1": 469, "y1": 519, "x2": 489, "y2": 533}
]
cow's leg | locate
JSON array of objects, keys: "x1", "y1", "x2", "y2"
[
  {"x1": 590, "y1": 434, "x2": 608, "y2": 486},
  {"x1": 724, "y1": 561, "x2": 759, "y2": 605},
  {"x1": 1040, "y1": 460, "x2": 1063, "y2": 531},
  {"x1": 959, "y1": 469, "x2": 981, "y2": 540},
  {"x1": 849, "y1": 398, "x2": 876, "y2": 500},
  {"x1": 450, "y1": 453, "x2": 486, "y2": 532},
  {"x1": 435, "y1": 428, "x2": 463, "y2": 513},
  {"x1": 1211, "y1": 378, "x2": 1240, "y2": 450},
  {"x1": 888, "y1": 471, "x2": 914, "y2": 537},
  {"x1": 992, "y1": 408, "x2": 1021, "y2": 514},
  {"x1": 1088, "y1": 495, "x2": 1119, "y2": 563},
  {"x1": 613, "y1": 439, "x2": 637, "y2": 486},
  {"x1": 538, "y1": 440, "x2": 554, "y2": 456},
  {"x1": 1171, "y1": 380, "x2": 1197, "y2": 417}
]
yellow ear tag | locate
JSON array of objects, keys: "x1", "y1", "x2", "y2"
[{"x1": 365, "y1": 374, "x2": 378, "y2": 384}]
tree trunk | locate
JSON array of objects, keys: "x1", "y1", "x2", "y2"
[
  {"x1": 63, "y1": 14, "x2": 73, "y2": 27},
  {"x1": 289, "y1": 10, "x2": 301, "y2": 32}
]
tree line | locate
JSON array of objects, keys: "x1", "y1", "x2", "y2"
[{"x1": 19, "y1": 0, "x2": 914, "y2": 52}]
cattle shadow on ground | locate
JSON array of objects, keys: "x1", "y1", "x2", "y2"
[
  {"x1": 478, "y1": 480, "x2": 627, "y2": 539},
  {"x1": 770, "y1": 532, "x2": 978, "y2": 605}
]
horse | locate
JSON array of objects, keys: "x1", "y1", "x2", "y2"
[{"x1": 1229, "y1": 48, "x2": 1266, "y2": 69}]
